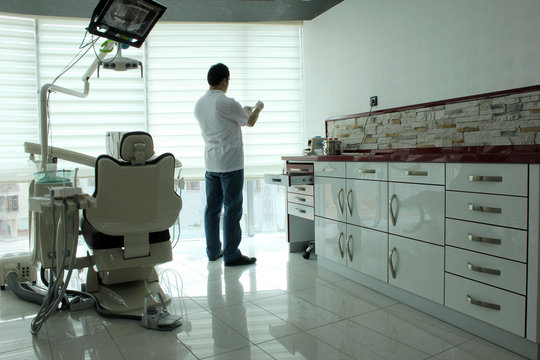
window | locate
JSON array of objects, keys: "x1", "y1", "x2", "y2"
[
  {"x1": 0, "y1": 15, "x2": 303, "y2": 181},
  {"x1": 146, "y1": 23, "x2": 303, "y2": 179},
  {"x1": 0, "y1": 15, "x2": 38, "y2": 182}
]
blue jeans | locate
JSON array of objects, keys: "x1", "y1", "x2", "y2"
[{"x1": 204, "y1": 169, "x2": 243, "y2": 262}]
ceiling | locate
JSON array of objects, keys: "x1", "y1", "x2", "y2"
[{"x1": 1, "y1": 0, "x2": 344, "y2": 22}]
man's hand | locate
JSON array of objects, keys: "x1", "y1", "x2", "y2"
[{"x1": 255, "y1": 101, "x2": 264, "y2": 111}]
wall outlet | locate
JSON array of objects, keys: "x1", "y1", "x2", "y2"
[{"x1": 370, "y1": 96, "x2": 378, "y2": 107}]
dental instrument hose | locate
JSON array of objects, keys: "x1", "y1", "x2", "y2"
[{"x1": 31, "y1": 193, "x2": 81, "y2": 334}]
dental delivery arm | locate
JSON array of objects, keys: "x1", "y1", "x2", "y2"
[{"x1": 25, "y1": 142, "x2": 97, "y2": 168}]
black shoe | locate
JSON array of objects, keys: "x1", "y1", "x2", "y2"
[
  {"x1": 209, "y1": 251, "x2": 223, "y2": 261},
  {"x1": 225, "y1": 255, "x2": 257, "y2": 267}
]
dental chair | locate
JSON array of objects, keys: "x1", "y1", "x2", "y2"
[{"x1": 81, "y1": 131, "x2": 182, "y2": 314}]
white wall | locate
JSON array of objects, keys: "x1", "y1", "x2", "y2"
[{"x1": 303, "y1": 0, "x2": 540, "y2": 138}]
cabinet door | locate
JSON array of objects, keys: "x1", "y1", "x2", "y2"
[
  {"x1": 388, "y1": 235, "x2": 444, "y2": 304},
  {"x1": 346, "y1": 224, "x2": 387, "y2": 282},
  {"x1": 315, "y1": 216, "x2": 346, "y2": 265},
  {"x1": 346, "y1": 178, "x2": 387, "y2": 232},
  {"x1": 388, "y1": 182, "x2": 445, "y2": 245},
  {"x1": 314, "y1": 176, "x2": 346, "y2": 222}
]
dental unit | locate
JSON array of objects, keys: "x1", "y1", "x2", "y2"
[{"x1": 0, "y1": 0, "x2": 185, "y2": 333}]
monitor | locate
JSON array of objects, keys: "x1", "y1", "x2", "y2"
[{"x1": 87, "y1": 0, "x2": 166, "y2": 48}]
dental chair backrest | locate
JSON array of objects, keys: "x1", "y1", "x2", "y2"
[{"x1": 82, "y1": 131, "x2": 181, "y2": 260}]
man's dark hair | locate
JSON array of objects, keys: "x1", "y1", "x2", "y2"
[{"x1": 207, "y1": 63, "x2": 230, "y2": 86}]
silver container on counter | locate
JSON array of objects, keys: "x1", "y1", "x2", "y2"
[{"x1": 323, "y1": 139, "x2": 342, "y2": 155}]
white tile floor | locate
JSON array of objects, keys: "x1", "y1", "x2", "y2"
[{"x1": 0, "y1": 234, "x2": 528, "y2": 359}]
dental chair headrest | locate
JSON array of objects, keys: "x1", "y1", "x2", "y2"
[{"x1": 120, "y1": 132, "x2": 155, "y2": 165}]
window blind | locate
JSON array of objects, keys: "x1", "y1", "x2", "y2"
[
  {"x1": 37, "y1": 18, "x2": 146, "y2": 177},
  {"x1": 146, "y1": 23, "x2": 303, "y2": 179},
  {"x1": 0, "y1": 15, "x2": 38, "y2": 182}
]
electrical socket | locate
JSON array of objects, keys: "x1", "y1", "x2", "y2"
[{"x1": 370, "y1": 96, "x2": 378, "y2": 107}]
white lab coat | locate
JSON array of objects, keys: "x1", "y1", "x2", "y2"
[{"x1": 194, "y1": 90, "x2": 249, "y2": 173}]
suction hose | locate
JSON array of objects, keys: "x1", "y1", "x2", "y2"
[{"x1": 6, "y1": 272, "x2": 45, "y2": 306}]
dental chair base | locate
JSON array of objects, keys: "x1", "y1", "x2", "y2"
[{"x1": 84, "y1": 265, "x2": 171, "y2": 315}]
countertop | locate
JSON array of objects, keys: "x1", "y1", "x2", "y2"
[{"x1": 282, "y1": 145, "x2": 540, "y2": 164}]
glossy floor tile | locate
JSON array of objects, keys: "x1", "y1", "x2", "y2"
[{"x1": 0, "y1": 234, "x2": 528, "y2": 359}]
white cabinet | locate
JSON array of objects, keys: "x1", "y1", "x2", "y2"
[
  {"x1": 347, "y1": 224, "x2": 387, "y2": 282},
  {"x1": 314, "y1": 175, "x2": 346, "y2": 222},
  {"x1": 388, "y1": 235, "x2": 444, "y2": 304},
  {"x1": 346, "y1": 178, "x2": 387, "y2": 232},
  {"x1": 445, "y1": 163, "x2": 529, "y2": 337},
  {"x1": 309, "y1": 158, "x2": 539, "y2": 357},
  {"x1": 314, "y1": 161, "x2": 388, "y2": 281},
  {"x1": 314, "y1": 216, "x2": 346, "y2": 266},
  {"x1": 388, "y1": 182, "x2": 445, "y2": 245}
]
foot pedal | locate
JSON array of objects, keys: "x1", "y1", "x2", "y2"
[{"x1": 141, "y1": 292, "x2": 182, "y2": 331}]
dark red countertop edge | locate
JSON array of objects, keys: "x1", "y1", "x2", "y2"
[
  {"x1": 282, "y1": 145, "x2": 540, "y2": 163},
  {"x1": 325, "y1": 84, "x2": 540, "y2": 125}
]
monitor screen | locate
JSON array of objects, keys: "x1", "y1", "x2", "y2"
[{"x1": 87, "y1": 0, "x2": 166, "y2": 48}]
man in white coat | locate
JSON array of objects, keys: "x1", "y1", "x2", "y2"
[{"x1": 194, "y1": 63, "x2": 264, "y2": 266}]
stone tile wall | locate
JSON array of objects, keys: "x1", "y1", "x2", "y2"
[{"x1": 327, "y1": 90, "x2": 540, "y2": 152}]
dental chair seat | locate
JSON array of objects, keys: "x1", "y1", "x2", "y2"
[
  {"x1": 81, "y1": 219, "x2": 170, "y2": 250},
  {"x1": 81, "y1": 131, "x2": 181, "y2": 314}
]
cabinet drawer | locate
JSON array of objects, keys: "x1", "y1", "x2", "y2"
[
  {"x1": 287, "y1": 193, "x2": 314, "y2": 207},
  {"x1": 265, "y1": 173, "x2": 287, "y2": 186},
  {"x1": 388, "y1": 162, "x2": 444, "y2": 185},
  {"x1": 446, "y1": 191, "x2": 527, "y2": 229},
  {"x1": 288, "y1": 184, "x2": 314, "y2": 196},
  {"x1": 446, "y1": 218, "x2": 527, "y2": 262},
  {"x1": 287, "y1": 163, "x2": 314, "y2": 175},
  {"x1": 288, "y1": 203, "x2": 314, "y2": 220},
  {"x1": 265, "y1": 173, "x2": 313, "y2": 186},
  {"x1": 314, "y1": 161, "x2": 346, "y2": 178},
  {"x1": 347, "y1": 162, "x2": 387, "y2": 180},
  {"x1": 446, "y1": 163, "x2": 527, "y2": 196},
  {"x1": 445, "y1": 273, "x2": 525, "y2": 336},
  {"x1": 445, "y1": 247, "x2": 526, "y2": 295},
  {"x1": 388, "y1": 235, "x2": 444, "y2": 304}
]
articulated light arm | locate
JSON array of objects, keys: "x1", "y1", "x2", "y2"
[{"x1": 38, "y1": 41, "x2": 115, "y2": 171}]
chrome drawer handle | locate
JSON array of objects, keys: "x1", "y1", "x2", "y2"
[
  {"x1": 290, "y1": 168, "x2": 310, "y2": 172},
  {"x1": 468, "y1": 175, "x2": 503, "y2": 183},
  {"x1": 359, "y1": 169, "x2": 376, "y2": 174},
  {"x1": 466, "y1": 295, "x2": 501, "y2": 311},
  {"x1": 295, "y1": 187, "x2": 306, "y2": 192},
  {"x1": 389, "y1": 194, "x2": 398, "y2": 226},
  {"x1": 346, "y1": 235, "x2": 353, "y2": 262},
  {"x1": 323, "y1": 167, "x2": 337, "y2": 173},
  {"x1": 295, "y1": 197, "x2": 307, "y2": 202},
  {"x1": 468, "y1": 204, "x2": 502, "y2": 214},
  {"x1": 296, "y1": 209, "x2": 307, "y2": 214},
  {"x1": 346, "y1": 189, "x2": 353, "y2": 217},
  {"x1": 467, "y1": 263, "x2": 501, "y2": 276},
  {"x1": 404, "y1": 170, "x2": 428, "y2": 176},
  {"x1": 468, "y1": 234, "x2": 501, "y2": 245},
  {"x1": 271, "y1": 178, "x2": 282, "y2": 183},
  {"x1": 337, "y1": 188, "x2": 344, "y2": 215},
  {"x1": 338, "y1": 232, "x2": 344, "y2": 258},
  {"x1": 388, "y1": 247, "x2": 397, "y2": 279}
]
